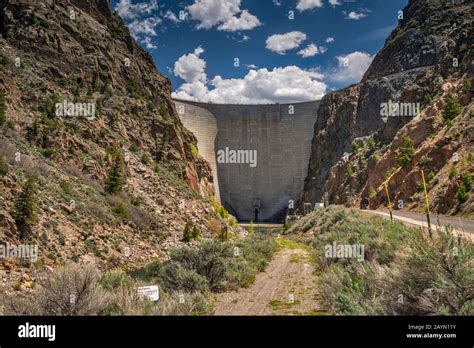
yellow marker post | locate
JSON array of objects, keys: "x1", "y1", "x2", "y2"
[
  {"x1": 421, "y1": 169, "x2": 432, "y2": 238},
  {"x1": 384, "y1": 181, "x2": 393, "y2": 222}
]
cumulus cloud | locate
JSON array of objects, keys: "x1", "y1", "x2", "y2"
[
  {"x1": 325, "y1": 37, "x2": 335, "y2": 43},
  {"x1": 173, "y1": 46, "x2": 207, "y2": 84},
  {"x1": 127, "y1": 17, "x2": 162, "y2": 39},
  {"x1": 266, "y1": 31, "x2": 307, "y2": 54},
  {"x1": 187, "y1": 0, "x2": 261, "y2": 31},
  {"x1": 329, "y1": 51, "x2": 374, "y2": 84},
  {"x1": 297, "y1": 43, "x2": 327, "y2": 58},
  {"x1": 173, "y1": 64, "x2": 327, "y2": 104},
  {"x1": 345, "y1": 10, "x2": 369, "y2": 20},
  {"x1": 296, "y1": 0, "x2": 323, "y2": 12},
  {"x1": 115, "y1": 0, "x2": 158, "y2": 20}
]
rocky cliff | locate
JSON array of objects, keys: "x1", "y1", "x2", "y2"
[
  {"x1": 301, "y1": 0, "x2": 473, "y2": 216},
  {"x1": 0, "y1": 0, "x2": 237, "y2": 292}
]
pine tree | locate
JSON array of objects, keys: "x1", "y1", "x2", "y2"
[
  {"x1": 443, "y1": 93, "x2": 461, "y2": 122},
  {"x1": 0, "y1": 91, "x2": 6, "y2": 127},
  {"x1": 182, "y1": 223, "x2": 193, "y2": 242},
  {"x1": 191, "y1": 226, "x2": 200, "y2": 239},
  {"x1": 0, "y1": 154, "x2": 8, "y2": 175},
  {"x1": 11, "y1": 174, "x2": 38, "y2": 239},
  {"x1": 105, "y1": 152, "x2": 125, "y2": 194}
]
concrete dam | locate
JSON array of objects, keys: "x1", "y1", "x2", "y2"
[{"x1": 175, "y1": 99, "x2": 320, "y2": 222}]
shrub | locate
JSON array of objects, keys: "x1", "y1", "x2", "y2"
[
  {"x1": 368, "y1": 187, "x2": 377, "y2": 201},
  {"x1": 463, "y1": 79, "x2": 471, "y2": 94},
  {"x1": 140, "y1": 153, "x2": 150, "y2": 165},
  {"x1": 208, "y1": 218, "x2": 221, "y2": 235},
  {"x1": 449, "y1": 165, "x2": 458, "y2": 179},
  {"x1": 461, "y1": 172, "x2": 472, "y2": 191},
  {"x1": 396, "y1": 136, "x2": 415, "y2": 167},
  {"x1": 11, "y1": 174, "x2": 38, "y2": 239},
  {"x1": 159, "y1": 262, "x2": 208, "y2": 293},
  {"x1": 11, "y1": 264, "x2": 108, "y2": 315},
  {"x1": 105, "y1": 152, "x2": 125, "y2": 194},
  {"x1": 60, "y1": 179, "x2": 73, "y2": 195},
  {"x1": 456, "y1": 183, "x2": 469, "y2": 204},
  {"x1": 0, "y1": 154, "x2": 8, "y2": 175},
  {"x1": 419, "y1": 155, "x2": 432, "y2": 166},
  {"x1": 189, "y1": 144, "x2": 199, "y2": 158},
  {"x1": 442, "y1": 93, "x2": 461, "y2": 122},
  {"x1": 111, "y1": 202, "x2": 128, "y2": 220}
]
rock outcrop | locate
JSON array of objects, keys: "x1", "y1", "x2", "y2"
[{"x1": 301, "y1": 0, "x2": 473, "y2": 215}]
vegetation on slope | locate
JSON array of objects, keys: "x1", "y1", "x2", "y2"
[{"x1": 285, "y1": 206, "x2": 473, "y2": 315}]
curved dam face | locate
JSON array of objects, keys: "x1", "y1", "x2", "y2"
[{"x1": 175, "y1": 99, "x2": 320, "y2": 222}]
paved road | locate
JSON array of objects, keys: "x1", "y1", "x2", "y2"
[{"x1": 363, "y1": 209, "x2": 474, "y2": 236}]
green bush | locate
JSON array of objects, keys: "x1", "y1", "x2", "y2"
[
  {"x1": 449, "y1": 165, "x2": 458, "y2": 179},
  {"x1": 442, "y1": 93, "x2": 461, "y2": 122},
  {"x1": 111, "y1": 202, "x2": 128, "y2": 220},
  {"x1": 396, "y1": 136, "x2": 415, "y2": 167},
  {"x1": 419, "y1": 155, "x2": 432, "y2": 166}
]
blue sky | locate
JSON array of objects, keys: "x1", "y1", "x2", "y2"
[{"x1": 111, "y1": 0, "x2": 408, "y2": 104}]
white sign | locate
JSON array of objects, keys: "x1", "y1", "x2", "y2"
[{"x1": 137, "y1": 285, "x2": 159, "y2": 302}]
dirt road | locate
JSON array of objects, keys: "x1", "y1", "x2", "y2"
[{"x1": 213, "y1": 240, "x2": 324, "y2": 315}]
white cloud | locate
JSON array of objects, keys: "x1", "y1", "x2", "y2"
[
  {"x1": 329, "y1": 51, "x2": 374, "y2": 84},
  {"x1": 328, "y1": 0, "x2": 342, "y2": 6},
  {"x1": 186, "y1": 0, "x2": 261, "y2": 31},
  {"x1": 164, "y1": 10, "x2": 179, "y2": 23},
  {"x1": 345, "y1": 11, "x2": 369, "y2": 20},
  {"x1": 266, "y1": 31, "x2": 307, "y2": 54},
  {"x1": 325, "y1": 37, "x2": 335, "y2": 43},
  {"x1": 297, "y1": 43, "x2": 327, "y2": 58},
  {"x1": 273, "y1": 0, "x2": 283, "y2": 6},
  {"x1": 115, "y1": 0, "x2": 158, "y2": 20},
  {"x1": 173, "y1": 65, "x2": 327, "y2": 104},
  {"x1": 173, "y1": 46, "x2": 207, "y2": 84},
  {"x1": 217, "y1": 10, "x2": 261, "y2": 31},
  {"x1": 142, "y1": 37, "x2": 157, "y2": 50},
  {"x1": 127, "y1": 17, "x2": 162, "y2": 39},
  {"x1": 296, "y1": 0, "x2": 323, "y2": 12}
]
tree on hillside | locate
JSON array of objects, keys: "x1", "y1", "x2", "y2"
[
  {"x1": 442, "y1": 93, "x2": 461, "y2": 123},
  {"x1": 12, "y1": 174, "x2": 38, "y2": 239},
  {"x1": 0, "y1": 91, "x2": 6, "y2": 127},
  {"x1": 105, "y1": 152, "x2": 125, "y2": 194},
  {"x1": 396, "y1": 136, "x2": 415, "y2": 167}
]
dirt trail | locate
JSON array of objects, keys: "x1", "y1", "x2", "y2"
[{"x1": 213, "y1": 241, "x2": 324, "y2": 315}]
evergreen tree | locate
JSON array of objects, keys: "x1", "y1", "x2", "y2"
[
  {"x1": 442, "y1": 93, "x2": 461, "y2": 122},
  {"x1": 105, "y1": 152, "x2": 125, "y2": 194},
  {"x1": 182, "y1": 223, "x2": 193, "y2": 242},
  {"x1": 191, "y1": 226, "x2": 200, "y2": 239},
  {"x1": 0, "y1": 91, "x2": 6, "y2": 127},
  {"x1": 12, "y1": 174, "x2": 38, "y2": 239},
  {"x1": 0, "y1": 154, "x2": 8, "y2": 175}
]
